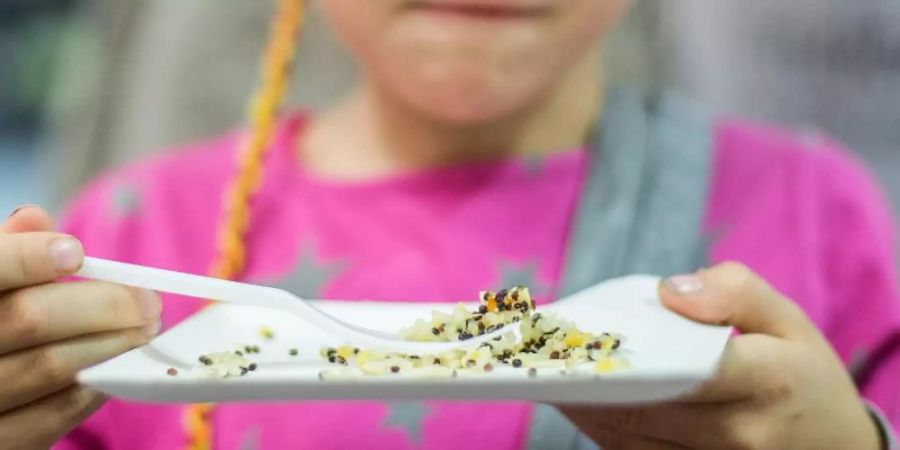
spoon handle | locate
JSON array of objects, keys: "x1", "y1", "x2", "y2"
[{"x1": 77, "y1": 257, "x2": 282, "y2": 309}]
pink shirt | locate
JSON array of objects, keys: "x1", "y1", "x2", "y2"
[{"x1": 56, "y1": 114, "x2": 899, "y2": 449}]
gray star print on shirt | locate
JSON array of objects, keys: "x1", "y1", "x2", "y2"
[
  {"x1": 523, "y1": 154, "x2": 546, "y2": 176},
  {"x1": 383, "y1": 402, "x2": 429, "y2": 445},
  {"x1": 109, "y1": 182, "x2": 141, "y2": 218},
  {"x1": 237, "y1": 426, "x2": 260, "y2": 450},
  {"x1": 266, "y1": 240, "x2": 346, "y2": 300}
]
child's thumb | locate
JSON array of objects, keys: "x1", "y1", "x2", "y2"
[
  {"x1": 658, "y1": 262, "x2": 816, "y2": 340},
  {"x1": 2, "y1": 205, "x2": 55, "y2": 234}
]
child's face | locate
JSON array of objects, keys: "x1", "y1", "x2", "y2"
[{"x1": 319, "y1": 0, "x2": 631, "y2": 124}]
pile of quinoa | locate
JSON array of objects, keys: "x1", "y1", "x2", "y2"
[{"x1": 318, "y1": 286, "x2": 627, "y2": 380}]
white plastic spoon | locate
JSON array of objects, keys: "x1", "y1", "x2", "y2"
[{"x1": 76, "y1": 257, "x2": 518, "y2": 353}]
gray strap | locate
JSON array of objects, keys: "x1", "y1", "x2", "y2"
[
  {"x1": 559, "y1": 88, "x2": 713, "y2": 296},
  {"x1": 528, "y1": 89, "x2": 713, "y2": 450},
  {"x1": 528, "y1": 404, "x2": 600, "y2": 450}
]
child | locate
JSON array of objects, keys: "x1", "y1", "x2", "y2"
[{"x1": 0, "y1": 0, "x2": 896, "y2": 448}]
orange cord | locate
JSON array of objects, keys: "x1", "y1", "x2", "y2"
[{"x1": 183, "y1": 1, "x2": 304, "y2": 448}]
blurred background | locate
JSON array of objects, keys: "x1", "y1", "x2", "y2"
[{"x1": 1, "y1": 0, "x2": 899, "y2": 215}]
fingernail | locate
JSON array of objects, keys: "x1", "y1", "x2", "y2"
[
  {"x1": 141, "y1": 320, "x2": 161, "y2": 338},
  {"x1": 49, "y1": 237, "x2": 84, "y2": 272},
  {"x1": 8, "y1": 204, "x2": 38, "y2": 218},
  {"x1": 663, "y1": 274, "x2": 704, "y2": 294},
  {"x1": 138, "y1": 289, "x2": 162, "y2": 319}
]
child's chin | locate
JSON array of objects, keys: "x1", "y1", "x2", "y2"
[
  {"x1": 393, "y1": 71, "x2": 552, "y2": 126},
  {"x1": 410, "y1": 89, "x2": 541, "y2": 126}
]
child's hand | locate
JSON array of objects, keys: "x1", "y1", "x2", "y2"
[
  {"x1": 0, "y1": 206, "x2": 161, "y2": 448},
  {"x1": 561, "y1": 262, "x2": 883, "y2": 450}
]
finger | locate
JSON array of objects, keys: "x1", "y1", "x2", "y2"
[
  {"x1": 561, "y1": 402, "x2": 741, "y2": 448},
  {"x1": 680, "y1": 334, "x2": 795, "y2": 402},
  {"x1": 561, "y1": 414, "x2": 689, "y2": 450},
  {"x1": 0, "y1": 232, "x2": 84, "y2": 291},
  {"x1": 0, "y1": 385, "x2": 106, "y2": 450},
  {"x1": 0, "y1": 281, "x2": 161, "y2": 354},
  {"x1": 659, "y1": 262, "x2": 817, "y2": 340},
  {"x1": 0, "y1": 326, "x2": 154, "y2": 411},
  {"x1": 1, "y1": 205, "x2": 54, "y2": 234},
  {"x1": 562, "y1": 402, "x2": 774, "y2": 450}
]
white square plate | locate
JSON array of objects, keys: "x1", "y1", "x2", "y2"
[{"x1": 78, "y1": 275, "x2": 731, "y2": 405}]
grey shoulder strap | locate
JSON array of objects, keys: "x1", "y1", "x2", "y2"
[
  {"x1": 559, "y1": 88, "x2": 713, "y2": 295},
  {"x1": 528, "y1": 88, "x2": 714, "y2": 450}
]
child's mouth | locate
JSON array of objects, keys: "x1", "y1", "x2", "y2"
[{"x1": 404, "y1": 0, "x2": 552, "y2": 20}]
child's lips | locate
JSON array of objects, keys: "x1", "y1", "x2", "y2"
[{"x1": 404, "y1": 0, "x2": 552, "y2": 20}]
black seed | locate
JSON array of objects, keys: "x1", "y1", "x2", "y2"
[
  {"x1": 326, "y1": 348, "x2": 337, "y2": 356},
  {"x1": 249, "y1": 363, "x2": 258, "y2": 371},
  {"x1": 336, "y1": 356, "x2": 347, "y2": 365},
  {"x1": 289, "y1": 348, "x2": 298, "y2": 356},
  {"x1": 458, "y1": 332, "x2": 473, "y2": 341},
  {"x1": 198, "y1": 356, "x2": 212, "y2": 366},
  {"x1": 511, "y1": 289, "x2": 520, "y2": 301},
  {"x1": 478, "y1": 305, "x2": 488, "y2": 314},
  {"x1": 432, "y1": 327, "x2": 441, "y2": 336},
  {"x1": 235, "y1": 350, "x2": 243, "y2": 356},
  {"x1": 328, "y1": 356, "x2": 336, "y2": 363},
  {"x1": 167, "y1": 367, "x2": 178, "y2": 376},
  {"x1": 585, "y1": 343, "x2": 593, "y2": 350},
  {"x1": 466, "y1": 360, "x2": 477, "y2": 368},
  {"x1": 353, "y1": 348, "x2": 360, "y2": 354},
  {"x1": 244, "y1": 346, "x2": 253, "y2": 353},
  {"x1": 511, "y1": 316, "x2": 520, "y2": 323},
  {"x1": 512, "y1": 359, "x2": 523, "y2": 368},
  {"x1": 409, "y1": 355, "x2": 421, "y2": 360},
  {"x1": 472, "y1": 314, "x2": 483, "y2": 321},
  {"x1": 496, "y1": 289, "x2": 508, "y2": 303},
  {"x1": 477, "y1": 322, "x2": 486, "y2": 334},
  {"x1": 390, "y1": 366, "x2": 400, "y2": 373},
  {"x1": 612, "y1": 339, "x2": 621, "y2": 350},
  {"x1": 433, "y1": 358, "x2": 441, "y2": 365},
  {"x1": 550, "y1": 351, "x2": 561, "y2": 360},
  {"x1": 240, "y1": 367, "x2": 249, "y2": 376}
]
